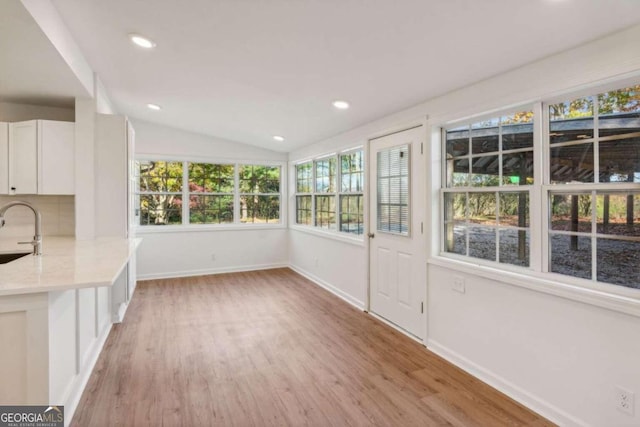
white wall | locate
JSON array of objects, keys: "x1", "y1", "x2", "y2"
[
  {"x1": 0, "y1": 195, "x2": 74, "y2": 238},
  {"x1": 289, "y1": 230, "x2": 367, "y2": 308},
  {"x1": 288, "y1": 24, "x2": 640, "y2": 426},
  {"x1": 133, "y1": 119, "x2": 286, "y2": 162},
  {"x1": 133, "y1": 120, "x2": 289, "y2": 279}
]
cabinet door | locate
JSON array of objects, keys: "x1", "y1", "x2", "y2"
[
  {"x1": 0, "y1": 123, "x2": 8, "y2": 194},
  {"x1": 38, "y1": 121, "x2": 75, "y2": 195},
  {"x1": 9, "y1": 121, "x2": 38, "y2": 194}
]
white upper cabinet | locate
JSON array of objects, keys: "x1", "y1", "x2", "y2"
[
  {"x1": 9, "y1": 120, "x2": 38, "y2": 194},
  {"x1": 38, "y1": 120, "x2": 75, "y2": 195},
  {"x1": 7, "y1": 120, "x2": 75, "y2": 195},
  {"x1": 0, "y1": 123, "x2": 8, "y2": 194}
]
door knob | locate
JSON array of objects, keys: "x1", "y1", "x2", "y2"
[{"x1": 367, "y1": 232, "x2": 375, "y2": 238}]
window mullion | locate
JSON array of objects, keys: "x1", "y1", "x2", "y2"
[
  {"x1": 337, "y1": 155, "x2": 343, "y2": 232},
  {"x1": 183, "y1": 161, "x2": 189, "y2": 225},
  {"x1": 533, "y1": 101, "x2": 545, "y2": 273},
  {"x1": 234, "y1": 163, "x2": 240, "y2": 224}
]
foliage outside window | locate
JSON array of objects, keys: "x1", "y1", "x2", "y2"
[
  {"x1": 296, "y1": 162, "x2": 313, "y2": 225},
  {"x1": 239, "y1": 165, "x2": 280, "y2": 223},
  {"x1": 315, "y1": 157, "x2": 337, "y2": 230},
  {"x1": 340, "y1": 151, "x2": 364, "y2": 234},
  {"x1": 295, "y1": 149, "x2": 364, "y2": 235},
  {"x1": 443, "y1": 111, "x2": 533, "y2": 267},
  {"x1": 136, "y1": 160, "x2": 282, "y2": 226},
  {"x1": 137, "y1": 161, "x2": 183, "y2": 225},
  {"x1": 188, "y1": 163, "x2": 234, "y2": 224},
  {"x1": 548, "y1": 85, "x2": 640, "y2": 289}
]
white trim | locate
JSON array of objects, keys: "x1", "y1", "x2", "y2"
[
  {"x1": 135, "y1": 224, "x2": 286, "y2": 234},
  {"x1": 137, "y1": 153, "x2": 287, "y2": 168},
  {"x1": 425, "y1": 338, "x2": 587, "y2": 427},
  {"x1": 137, "y1": 263, "x2": 289, "y2": 281},
  {"x1": 428, "y1": 256, "x2": 640, "y2": 317},
  {"x1": 288, "y1": 264, "x2": 365, "y2": 310},
  {"x1": 289, "y1": 224, "x2": 365, "y2": 246},
  {"x1": 65, "y1": 322, "x2": 112, "y2": 427}
]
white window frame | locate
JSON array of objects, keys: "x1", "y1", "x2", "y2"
[
  {"x1": 338, "y1": 148, "x2": 365, "y2": 235},
  {"x1": 292, "y1": 147, "x2": 365, "y2": 241},
  {"x1": 439, "y1": 105, "x2": 539, "y2": 273},
  {"x1": 135, "y1": 155, "x2": 286, "y2": 232},
  {"x1": 436, "y1": 85, "x2": 640, "y2": 303},
  {"x1": 541, "y1": 87, "x2": 640, "y2": 291}
]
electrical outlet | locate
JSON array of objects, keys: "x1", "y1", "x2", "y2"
[
  {"x1": 314, "y1": 258, "x2": 319, "y2": 267},
  {"x1": 452, "y1": 276, "x2": 465, "y2": 293},
  {"x1": 211, "y1": 254, "x2": 216, "y2": 262},
  {"x1": 615, "y1": 386, "x2": 635, "y2": 415}
]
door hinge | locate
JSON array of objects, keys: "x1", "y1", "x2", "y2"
[
  {"x1": 421, "y1": 142, "x2": 423, "y2": 154},
  {"x1": 421, "y1": 302, "x2": 424, "y2": 313},
  {"x1": 421, "y1": 222, "x2": 423, "y2": 234}
]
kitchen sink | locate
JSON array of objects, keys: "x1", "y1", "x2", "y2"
[{"x1": 0, "y1": 252, "x2": 31, "y2": 264}]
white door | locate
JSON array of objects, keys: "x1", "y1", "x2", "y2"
[{"x1": 369, "y1": 126, "x2": 426, "y2": 339}]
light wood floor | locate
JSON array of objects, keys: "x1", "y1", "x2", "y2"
[{"x1": 72, "y1": 268, "x2": 553, "y2": 426}]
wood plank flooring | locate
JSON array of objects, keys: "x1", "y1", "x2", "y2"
[{"x1": 71, "y1": 268, "x2": 553, "y2": 426}]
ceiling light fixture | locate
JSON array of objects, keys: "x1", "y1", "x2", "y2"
[
  {"x1": 273, "y1": 135, "x2": 285, "y2": 142},
  {"x1": 332, "y1": 100, "x2": 350, "y2": 110},
  {"x1": 129, "y1": 34, "x2": 156, "y2": 49},
  {"x1": 147, "y1": 103, "x2": 162, "y2": 111}
]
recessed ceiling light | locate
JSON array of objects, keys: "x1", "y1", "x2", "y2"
[
  {"x1": 147, "y1": 103, "x2": 161, "y2": 111},
  {"x1": 332, "y1": 100, "x2": 350, "y2": 110},
  {"x1": 129, "y1": 34, "x2": 156, "y2": 49},
  {"x1": 273, "y1": 135, "x2": 285, "y2": 142}
]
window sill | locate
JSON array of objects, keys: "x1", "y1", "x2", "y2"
[
  {"x1": 290, "y1": 225, "x2": 365, "y2": 247},
  {"x1": 428, "y1": 255, "x2": 640, "y2": 318},
  {"x1": 135, "y1": 223, "x2": 287, "y2": 234}
]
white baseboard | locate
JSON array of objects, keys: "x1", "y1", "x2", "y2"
[
  {"x1": 64, "y1": 322, "x2": 112, "y2": 426},
  {"x1": 111, "y1": 301, "x2": 128, "y2": 323},
  {"x1": 426, "y1": 338, "x2": 587, "y2": 427},
  {"x1": 136, "y1": 263, "x2": 289, "y2": 281},
  {"x1": 289, "y1": 264, "x2": 365, "y2": 311}
]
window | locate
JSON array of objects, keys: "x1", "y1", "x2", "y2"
[
  {"x1": 340, "y1": 151, "x2": 364, "y2": 234},
  {"x1": 377, "y1": 145, "x2": 409, "y2": 235},
  {"x1": 314, "y1": 157, "x2": 337, "y2": 230},
  {"x1": 239, "y1": 165, "x2": 280, "y2": 223},
  {"x1": 295, "y1": 149, "x2": 364, "y2": 235},
  {"x1": 136, "y1": 160, "x2": 282, "y2": 226},
  {"x1": 188, "y1": 163, "x2": 234, "y2": 224},
  {"x1": 137, "y1": 161, "x2": 183, "y2": 225},
  {"x1": 547, "y1": 85, "x2": 640, "y2": 289},
  {"x1": 441, "y1": 83, "x2": 640, "y2": 292},
  {"x1": 443, "y1": 111, "x2": 534, "y2": 267},
  {"x1": 296, "y1": 162, "x2": 313, "y2": 225}
]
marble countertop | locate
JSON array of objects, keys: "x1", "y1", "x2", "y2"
[{"x1": 0, "y1": 237, "x2": 141, "y2": 296}]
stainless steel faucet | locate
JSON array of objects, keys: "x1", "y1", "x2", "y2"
[{"x1": 0, "y1": 201, "x2": 43, "y2": 255}]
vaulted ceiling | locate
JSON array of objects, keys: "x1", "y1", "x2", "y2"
[
  {"x1": 50, "y1": 0, "x2": 640, "y2": 151},
  {"x1": 0, "y1": 1, "x2": 88, "y2": 107}
]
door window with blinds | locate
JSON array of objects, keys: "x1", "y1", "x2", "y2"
[
  {"x1": 294, "y1": 148, "x2": 365, "y2": 236},
  {"x1": 376, "y1": 144, "x2": 410, "y2": 235}
]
